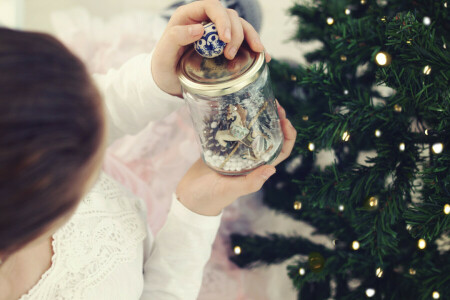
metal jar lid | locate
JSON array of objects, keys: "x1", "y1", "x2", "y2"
[{"x1": 177, "y1": 43, "x2": 265, "y2": 97}]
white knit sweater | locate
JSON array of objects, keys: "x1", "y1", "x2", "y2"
[{"x1": 18, "y1": 51, "x2": 222, "y2": 300}]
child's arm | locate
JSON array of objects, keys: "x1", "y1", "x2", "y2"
[
  {"x1": 92, "y1": 51, "x2": 185, "y2": 146},
  {"x1": 140, "y1": 192, "x2": 221, "y2": 300}
]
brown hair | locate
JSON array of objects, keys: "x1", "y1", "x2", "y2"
[{"x1": 0, "y1": 28, "x2": 105, "y2": 255}]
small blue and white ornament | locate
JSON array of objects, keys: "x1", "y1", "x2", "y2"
[{"x1": 194, "y1": 22, "x2": 227, "y2": 58}]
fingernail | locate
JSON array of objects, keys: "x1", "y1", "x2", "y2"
[
  {"x1": 228, "y1": 46, "x2": 237, "y2": 58},
  {"x1": 275, "y1": 99, "x2": 280, "y2": 107},
  {"x1": 253, "y1": 37, "x2": 263, "y2": 50},
  {"x1": 189, "y1": 25, "x2": 203, "y2": 36},
  {"x1": 224, "y1": 28, "x2": 231, "y2": 42},
  {"x1": 288, "y1": 120, "x2": 295, "y2": 129},
  {"x1": 261, "y1": 167, "x2": 276, "y2": 180}
]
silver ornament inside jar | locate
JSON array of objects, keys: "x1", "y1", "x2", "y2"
[{"x1": 177, "y1": 43, "x2": 283, "y2": 176}]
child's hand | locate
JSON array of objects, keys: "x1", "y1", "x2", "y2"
[
  {"x1": 176, "y1": 101, "x2": 297, "y2": 216},
  {"x1": 151, "y1": 0, "x2": 271, "y2": 97}
]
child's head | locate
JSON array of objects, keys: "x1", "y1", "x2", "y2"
[{"x1": 0, "y1": 28, "x2": 106, "y2": 258}]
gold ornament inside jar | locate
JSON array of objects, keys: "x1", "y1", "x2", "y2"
[{"x1": 177, "y1": 43, "x2": 283, "y2": 175}]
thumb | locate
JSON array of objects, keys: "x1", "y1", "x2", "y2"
[
  {"x1": 162, "y1": 24, "x2": 204, "y2": 51},
  {"x1": 229, "y1": 165, "x2": 276, "y2": 197}
]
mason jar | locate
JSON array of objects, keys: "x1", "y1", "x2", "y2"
[{"x1": 177, "y1": 44, "x2": 283, "y2": 176}]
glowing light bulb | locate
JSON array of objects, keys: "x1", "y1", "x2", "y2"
[
  {"x1": 409, "y1": 268, "x2": 416, "y2": 275},
  {"x1": 375, "y1": 51, "x2": 391, "y2": 66},
  {"x1": 399, "y1": 143, "x2": 406, "y2": 151},
  {"x1": 342, "y1": 131, "x2": 350, "y2": 142},
  {"x1": 308, "y1": 143, "x2": 315, "y2": 151},
  {"x1": 344, "y1": 89, "x2": 349, "y2": 95},
  {"x1": 369, "y1": 196, "x2": 378, "y2": 207},
  {"x1": 375, "y1": 129, "x2": 382, "y2": 137},
  {"x1": 418, "y1": 239, "x2": 426, "y2": 250},
  {"x1": 431, "y1": 143, "x2": 443, "y2": 154},
  {"x1": 327, "y1": 17, "x2": 335, "y2": 25},
  {"x1": 425, "y1": 129, "x2": 430, "y2": 135},
  {"x1": 423, "y1": 65, "x2": 432, "y2": 75},
  {"x1": 361, "y1": 0, "x2": 366, "y2": 4},
  {"x1": 293, "y1": 201, "x2": 302, "y2": 210},
  {"x1": 302, "y1": 115, "x2": 309, "y2": 121},
  {"x1": 394, "y1": 104, "x2": 402, "y2": 112},
  {"x1": 423, "y1": 16, "x2": 431, "y2": 26},
  {"x1": 352, "y1": 241, "x2": 360, "y2": 250},
  {"x1": 345, "y1": 8, "x2": 351, "y2": 15},
  {"x1": 376, "y1": 267, "x2": 383, "y2": 278},
  {"x1": 340, "y1": 55, "x2": 347, "y2": 61},
  {"x1": 234, "y1": 246, "x2": 242, "y2": 255},
  {"x1": 339, "y1": 205, "x2": 345, "y2": 211},
  {"x1": 291, "y1": 74, "x2": 297, "y2": 81},
  {"x1": 406, "y1": 224, "x2": 412, "y2": 231},
  {"x1": 299, "y1": 268, "x2": 306, "y2": 276},
  {"x1": 432, "y1": 291, "x2": 440, "y2": 299},
  {"x1": 444, "y1": 204, "x2": 450, "y2": 214},
  {"x1": 365, "y1": 288, "x2": 375, "y2": 297}
]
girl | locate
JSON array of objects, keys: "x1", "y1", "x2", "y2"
[{"x1": 0, "y1": 1, "x2": 297, "y2": 299}]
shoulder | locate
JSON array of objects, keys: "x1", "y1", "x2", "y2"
[{"x1": 21, "y1": 171, "x2": 148, "y2": 300}]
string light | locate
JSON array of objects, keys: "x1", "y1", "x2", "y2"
[
  {"x1": 425, "y1": 129, "x2": 430, "y2": 135},
  {"x1": 423, "y1": 16, "x2": 431, "y2": 26},
  {"x1": 302, "y1": 115, "x2": 309, "y2": 121},
  {"x1": 409, "y1": 268, "x2": 416, "y2": 275},
  {"x1": 293, "y1": 201, "x2": 302, "y2": 210},
  {"x1": 418, "y1": 239, "x2": 426, "y2": 250},
  {"x1": 299, "y1": 268, "x2": 306, "y2": 276},
  {"x1": 375, "y1": 51, "x2": 391, "y2": 66},
  {"x1": 365, "y1": 288, "x2": 375, "y2": 297},
  {"x1": 369, "y1": 196, "x2": 378, "y2": 208},
  {"x1": 234, "y1": 246, "x2": 242, "y2": 255},
  {"x1": 432, "y1": 291, "x2": 440, "y2": 299},
  {"x1": 344, "y1": 89, "x2": 349, "y2": 95},
  {"x1": 340, "y1": 55, "x2": 347, "y2": 61},
  {"x1": 327, "y1": 17, "x2": 335, "y2": 25},
  {"x1": 423, "y1": 65, "x2": 432, "y2": 75},
  {"x1": 361, "y1": 0, "x2": 366, "y2": 4},
  {"x1": 406, "y1": 39, "x2": 412, "y2": 45},
  {"x1": 406, "y1": 224, "x2": 412, "y2": 231},
  {"x1": 352, "y1": 241, "x2": 360, "y2": 250},
  {"x1": 380, "y1": 16, "x2": 386, "y2": 22},
  {"x1": 399, "y1": 143, "x2": 406, "y2": 152},
  {"x1": 342, "y1": 131, "x2": 350, "y2": 142},
  {"x1": 375, "y1": 267, "x2": 383, "y2": 278},
  {"x1": 339, "y1": 205, "x2": 345, "y2": 211},
  {"x1": 291, "y1": 74, "x2": 297, "y2": 81},
  {"x1": 375, "y1": 129, "x2": 382, "y2": 137},
  {"x1": 345, "y1": 8, "x2": 351, "y2": 15},
  {"x1": 394, "y1": 104, "x2": 402, "y2": 112},
  {"x1": 431, "y1": 143, "x2": 443, "y2": 154},
  {"x1": 308, "y1": 142, "x2": 315, "y2": 151},
  {"x1": 444, "y1": 204, "x2": 450, "y2": 214}
]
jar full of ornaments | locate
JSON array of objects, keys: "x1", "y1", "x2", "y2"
[{"x1": 177, "y1": 43, "x2": 283, "y2": 176}]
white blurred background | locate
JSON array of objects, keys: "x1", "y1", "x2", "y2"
[{"x1": 0, "y1": 0, "x2": 314, "y2": 63}]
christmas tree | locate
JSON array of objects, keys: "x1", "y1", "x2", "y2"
[{"x1": 230, "y1": 0, "x2": 450, "y2": 299}]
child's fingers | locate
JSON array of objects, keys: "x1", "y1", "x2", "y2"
[
  {"x1": 240, "y1": 17, "x2": 264, "y2": 53},
  {"x1": 169, "y1": 0, "x2": 232, "y2": 43},
  {"x1": 156, "y1": 24, "x2": 205, "y2": 69},
  {"x1": 270, "y1": 118, "x2": 297, "y2": 166},
  {"x1": 265, "y1": 50, "x2": 272, "y2": 63},
  {"x1": 276, "y1": 100, "x2": 287, "y2": 119},
  {"x1": 221, "y1": 165, "x2": 277, "y2": 199},
  {"x1": 224, "y1": 9, "x2": 244, "y2": 60}
]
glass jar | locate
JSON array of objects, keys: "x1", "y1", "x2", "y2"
[{"x1": 177, "y1": 44, "x2": 283, "y2": 175}]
